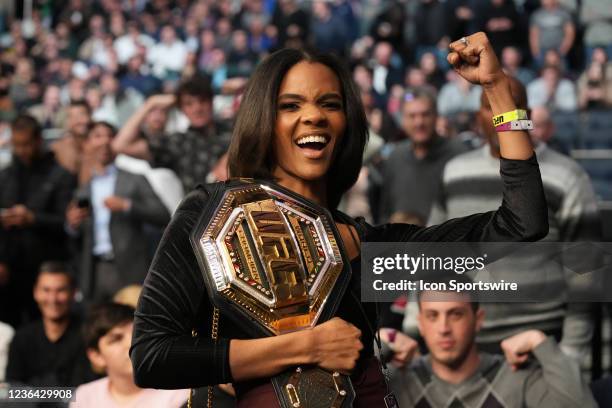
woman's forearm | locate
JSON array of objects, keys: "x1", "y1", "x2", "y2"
[
  {"x1": 229, "y1": 330, "x2": 314, "y2": 381},
  {"x1": 484, "y1": 77, "x2": 534, "y2": 160}
]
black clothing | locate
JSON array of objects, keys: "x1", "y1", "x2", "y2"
[
  {"x1": 475, "y1": 0, "x2": 521, "y2": 56},
  {"x1": 131, "y1": 156, "x2": 547, "y2": 394},
  {"x1": 0, "y1": 152, "x2": 76, "y2": 325},
  {"x1": 148, "y1": 125, "x2": 230, "y2": 192},
  {"x1": 0, "y1": 152, "x2": 76, "y2": 265},
  {"x1": 6, "y1": 318, "x2": 95, "y2": 387},
  {"x1": 415, "y1": 0, "x2": 447, "y2": 47}
]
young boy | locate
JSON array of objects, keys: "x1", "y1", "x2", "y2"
[{"x1": 71, "y1": 303, "x2": 188, "y2": 407}]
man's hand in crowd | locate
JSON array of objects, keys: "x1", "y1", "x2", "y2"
[
  {"x1": 501, "y1": 330, "x2": 547, "y2": 371},
  {"x1": 379, "y1": 328, "x2": 420, "y2": 368},
  {"x1": 0, "y1": 205, "x2": 35, "y2": 228},
  {"x1": 146, "y1": 94, "x2": 176, "y2": 111},
  {"x1": 104, "y1": 196, "x2": 131, "y2": 212},
  {"x1": 66, "y1": 202, "x2": 89, "y2": 230}
]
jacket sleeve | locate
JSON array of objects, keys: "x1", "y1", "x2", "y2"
[
  {"x1": 372, "y1": 155, "x2": 548, "y2": 242},
  {"x1": 525, "y1": 337, "x2": 598, "y2": 408},
  {"x1": 128, "y1": 174, "x2": 171, "y2": 227},
  {"x1": 32, "y1": 168, "x2": 76, "y2": 232},
  {"x1": 130, "y1": 187, "x2": 232, "y2": 388}
]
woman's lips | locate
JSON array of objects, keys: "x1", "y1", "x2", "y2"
[{"x1": 296, "y1": 144, "x2": 328, "y2": 159}]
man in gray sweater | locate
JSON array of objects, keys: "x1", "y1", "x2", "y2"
[
  {"x1": 426, "y1": 77, "x2": 600, "y2": 362},
  {"x1": 389, "y1": 287, "x2": 597, "y2": 408}
]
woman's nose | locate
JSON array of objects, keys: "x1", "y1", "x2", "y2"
[{"x1": 301, "y1": 104, "x2": 327, "y2": 126}]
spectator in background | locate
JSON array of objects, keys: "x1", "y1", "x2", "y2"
[
  {"x1": 97, "y1": 73, "x2": 144, "y2": 127},
  {"x1": 113, "y1": 20, "x2": 155, "y2": 65},
  {"x1": 183, "y1": 17, "x2": 200, "y2": 53},
  {"x1": 580, "y1": 0, "x2": 612, "y2": 65},
  {"x1": 418, "y1": 52, "x2": 446, "y2": 91},
  {"x1": 55, "y1": 21, "x2": 80, "y2": 59},
  {"x1": 389, "y1": 282, "x2": 598, "y2": 408},
  {"x1": 475, "y1": 0, "x2": 521, "y2": 57},
  {"x1": 247, "y1": 15, "x2": 276, "y2": 55},
  {"x1": 501, "y1": 46, "x2": 535, "y2": 86},
  {"x1": 112, "y1": 76, "x2": 231, "y2": 192},
  {"x1": 437, "y1": 70, "x2": 483, "y2": 117},
  {"x1": 113, "y1": 104, "x2": 184, "y2": 216},
  {"x1": 196, "y1": 28, "x2": 218, "y2": 71},
  {"x1": 227, "y1": 30, "x2": 258, "y2": 78},
  {"x1": 369, "y1": 1, "x2": 406, "y2": 53},
  {"x1": 78, "y1": 14, "x2": 109, "y2": 66},
  {"x1": 119, "y1": 54, "x2": 162, "y2": 98},
  {"x1": 527, "y1": 64, "x2": 577, "y2": 111},
  {"x1": 377, "y1": 89, "x2": 467, "y2": 223},
  {"x1": 5, "y1": 262, "x2": 94, "y2": 387},
  {"x1": 444, "y1": 0, "x2": 476, "y2": 42},
  {"x1": 0, "y1": 115, "x2": 76, "y2": 326},
  {"x1": 370, "y1": 41, "x2": 403, "y2": 99},
  {"x1": 529, "y1": 0, "x2": 575, "y2": 68},
  {"x1": 51, "y1": 100, "x2": 94, "y2": 185},
  {"x1": 57, "y1": 0, "x2": 91, "y2": 43},
  {"x1": 28, "y1": 84, "x2": 66, "y2": 130},
  {"x1": 214, "y1": 17, "x2": 234, "y2": 54},
  {"x1": 530, "y1": 105, "x2": 570, "y2": 155},
  {"x1": 429, "y1": 77, "x2": 599, "y2": 364},
  {"x1": 66, "y1": 122, "x2": 169, "y2": 301},
  {"x1": 311, "y1": 0, "x2": 348, "y2": 56},
  {"x1": 9, "y1": 57, "x2": 35, "y2": 111},
  {"x1": 71, "y1": 302, "x2": 189, "y2": 408},
  {"x1": 414, "y1": 0, "x2": 449, "y2": 66},
  {"x1": 272, "y1": 0, "x2": 310, "y2": 48},
  {"x1": 147, "y1": 25, "x2": 188, "y2": 80},
  {"x1": 578, "y1": 61, "x2": 612, "y2": 109}
]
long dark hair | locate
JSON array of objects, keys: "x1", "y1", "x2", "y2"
[{"x1": 227, "y1": 48, "x2": 368, "y2": 209}]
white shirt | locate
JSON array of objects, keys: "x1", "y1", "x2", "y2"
[
  {"x1": 147, "y1": 41, "x2": 188, "y2": 78},
  {"x1": 91, "y1": 165, "x2": 118, "y2": 256}
]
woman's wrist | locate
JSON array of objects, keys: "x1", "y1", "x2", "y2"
[
  {"x1": 481, "y1": 71, "x2": 509, "y2": 90},
  {"x1": 483, "y1": 75, "x2": 519, "y2": 116}
]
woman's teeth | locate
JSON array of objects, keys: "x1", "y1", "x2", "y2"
[{"x1": 296, "y1": 135, "x2": 328, "y2": 145}]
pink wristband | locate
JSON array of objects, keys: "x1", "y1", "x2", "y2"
[{"x1": 495, "y1": 119, "x2": 533, "y2": 132}]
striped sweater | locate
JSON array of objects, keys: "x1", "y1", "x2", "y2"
[{"x1": 425, "y1": 144, "x2": 601, "y2": 359}]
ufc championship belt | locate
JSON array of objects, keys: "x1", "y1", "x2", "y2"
[{"x1": 191, "y1": 179, "x2": 355, "y2": 408}]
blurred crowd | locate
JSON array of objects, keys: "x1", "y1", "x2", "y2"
[{"x1": 0, "y1": 0, "x2": 611, "y2": 407}]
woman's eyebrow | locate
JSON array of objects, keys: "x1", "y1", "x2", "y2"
[
  {"x1": 318, "y1": 93, "x2": 342, "y2": 101},
  {"x1": 278, "y1": 92, "x2": 342, "y2": 101},
  {"x1": 278, "y1": 93, "x2": 305, "y2": 101}
]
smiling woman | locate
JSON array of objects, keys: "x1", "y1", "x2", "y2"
[
  {"x1": 130, "y1": 33, "x2": 549, "y2": 408},
  {"x1": 228, "y1": 48, "x2": 367, "y2": 210}
]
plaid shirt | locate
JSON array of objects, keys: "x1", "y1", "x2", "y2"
[{"x1": 148, "y1": 125, "x2": 230, "y2": 192}]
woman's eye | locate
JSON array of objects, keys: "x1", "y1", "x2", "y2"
[
  {"x1": 323, "y1": 102, "x2": 342, "y2": 110},
  {"x1": 279, "y1": 103, "x2": 299, "y2": 111}
]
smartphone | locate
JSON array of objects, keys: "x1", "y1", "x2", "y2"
[{"x1": 76, "y1": 197, "x2": 90, "y2": 209}]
